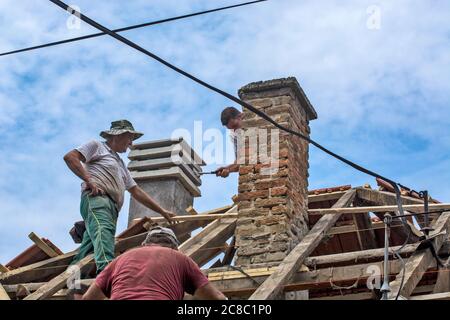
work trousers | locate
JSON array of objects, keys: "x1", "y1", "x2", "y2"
[{"x1": 71, "y1": 192, "x2": 118, "y2": 273}]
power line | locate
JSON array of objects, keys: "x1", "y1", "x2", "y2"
[
  {"x1": 0, "y1": 0, "x2": 267, "y2": 57},
  {"x1": 48, "y1": 0, "x2": 406, "y2": 200}
]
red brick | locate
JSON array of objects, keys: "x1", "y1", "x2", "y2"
[
  {"x1": 255, "y1": 197, "x2": 287, "y2": 208},
  {"x1": 271, "y1": 186, "x2": 288, "y2": 196},
  {"x1": 238, "y1": 190, "x2": 269, "y2": 201}
]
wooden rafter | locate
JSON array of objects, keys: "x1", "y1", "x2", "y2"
[
  {"x1": 410, "y1": 292, "x2": 450, "y2": 300},
  {"x1": 0, "y1": 264, "x2": 9, "y2": 274},
  {"x1": 145, "y1": 212, "x2": 237, "y2": 223},
  {"x1": 352, "y1": 213, "x2": 378, "y2": 250},
  {"x1": 356, "y1": 187, "x2": 424, "y2": 206},
  {"x1": 0, "y1": 251, "x2": 77, "y2": 285},
  {"x1": 308, "y1": 203, "x2": 450, "y2": 216},
  {"x1": 308, "y1": 191, "x2": 347, "y2": 203},
  {"x1": 388, "y1": 211, "x2": 450, "y2": 299},
  {"x1": 248, "y1": 189, "x2": 357, "y2": 300},
  {"x1": 221, "y1": 236, "x2": 237, "y2": 266},
  {"x1": 208, "y1": 259, "x2": 403, "y2": 297},
  {"x1": 179, "y1": 206, "x2": 237, "y2": 267},
  {"x1": 433, "y1": 257, "x2": 450, "y2": 294},
  {"x1": 0, "y1": 284, "x2": 10, "y2": 300},
  {"x1": 28, "y1": 232, "x2": 60, "y2": 258},
  {"x1": 23, "y1": 254, "x2": 94, "y2": 300}
]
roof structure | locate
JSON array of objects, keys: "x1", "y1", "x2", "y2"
[{"x1": 1, "y1": 180, "x2": 449, "y2": 300}]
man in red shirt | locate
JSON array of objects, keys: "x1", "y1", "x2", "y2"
[{"x1": 82, "y1": 227, "x2": 227, "y2": 300}]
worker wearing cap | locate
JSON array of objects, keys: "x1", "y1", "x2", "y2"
[
  {"x1": 215, "y1": 106, "x2": 242, "y2": 178},
  {"x1": 64, "y1": 120, "x2": 176, "y2": 273},
  {"x1": 81, "y1": 227, "x2": 227, "y2": 300}
]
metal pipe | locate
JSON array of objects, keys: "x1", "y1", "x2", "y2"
[{"x1": 381, "y1": 213, "x2": 392, "y2": 300}]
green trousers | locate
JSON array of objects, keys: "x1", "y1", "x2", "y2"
[{"x1": 71, "y1": 192, "x2": 118, "y2": 273}]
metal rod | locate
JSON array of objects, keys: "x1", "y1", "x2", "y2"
[
  {"x1": 423, "y1": 190, "x2": 429, "y2": 231},
  {"x1": 381, "y1": 213, "x2": 392, "y2": 300}
]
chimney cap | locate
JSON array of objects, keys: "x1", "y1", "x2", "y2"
[{"x1": 238, "y1": 77, "x2": 317, "y2": 121}]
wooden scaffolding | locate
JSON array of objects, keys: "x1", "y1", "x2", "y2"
[{"x1": 1, "y1": 184, "x2": 449, "y2": 300}]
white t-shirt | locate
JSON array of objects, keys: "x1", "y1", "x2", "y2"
[{"x1": 76, "y1": 140, "x2": 137, "y2": 212}]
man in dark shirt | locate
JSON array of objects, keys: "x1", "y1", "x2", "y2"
[{"x1": 82, "y1": 227, "x2": 227, "y2": 300}]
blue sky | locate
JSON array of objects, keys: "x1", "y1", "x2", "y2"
[{"x1": 0, "y1": 0, "x2": 449, "y2": 264}]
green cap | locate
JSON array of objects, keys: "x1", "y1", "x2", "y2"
[{"x1": 100, "y1": 119, "x2": 144, "y2": 141}]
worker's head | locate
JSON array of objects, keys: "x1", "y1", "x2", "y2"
[
  {"x1": 100, "y1": 120, "x2": 144, "y2": 153},
  {"x1": 221, "y1": 107, "x2": 242, "y2": 130},
  {"x1": 142, "y1": 226, "x2": 180, "y2": 250}
]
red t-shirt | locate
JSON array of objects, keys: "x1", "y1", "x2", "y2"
[{"x1": 95, "y1": 245, "x2": 210, "y2": 300}]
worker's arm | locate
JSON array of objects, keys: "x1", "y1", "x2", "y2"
[
  {"x1": 82, "y1": 283, "x2": 108, "y2": 300},
  {"x1": 215, "y1": 160, "x2": 240, "y2": 178},
  {"x1": 63, "y1": 149, "x2": 104, "y2": 196},
  {"x1": 194, "y1": 283, "x2": 227, "y2": 300},
  {"x1": 128, "y1": 185, "x2": 176, "y2": 223}
]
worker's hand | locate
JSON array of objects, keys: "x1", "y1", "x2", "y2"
[
  {"x1": 86, "y1": 180, "x2": 104, "y2": 196},
  {"x1": 162, "y1": 210, "x2": 177, "y2": 224},
  {"x1": 215, "y1": 167, "x2": 230, "y2": 178}
]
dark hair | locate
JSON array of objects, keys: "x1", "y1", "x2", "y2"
[{"x1": 221, "y1": 107, "x2": 241, "y2": 126}]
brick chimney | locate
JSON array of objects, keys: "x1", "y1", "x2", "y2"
[
  {"x1": 234, "y1": 77, "x2": 317, "y2": 266},
  {"x1": 127, "y1": 137, "x2": 205, "y2": 226}
]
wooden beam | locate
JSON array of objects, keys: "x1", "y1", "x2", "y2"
[
  {"x1": 432, "y1": 257, "x2": 450, "y2": 294},
  {"x1": 388, "y1": 211, "x2": 450, "y2": 299},
  {"x1": 2, "y1": 279, "x2": 95, "y2": 295},
  {"x1": 410, "y1": 292, "x2": 450, "y2": 300},
  {"x1": 249, "y1": 189, "x2": 357, "y2": 300},
  {"x1": 303, "y1": 241, "x2": 450, "y2": 269},
  {"x1": 147, "y1": 212, "x2": 238, "y2": 223},
  {"x1": 132, "y1": 205, "x2": 237, "y2": 226},
  {"x1": 23, "y1": 254, "x2": 94, "y2": 300},
  {"x1": 0, "y1": 284, "x2": 10, "y2": 300},
  {"x1": 311, "y1": 292, "x2": 374, "y2": 300},
  {"x1": 185, "y1": 206, "x2": 198, "y2": 215},
  {"x1": 28, "y1": 232, "x2": 60, "y2": 258},
  {"x1": 209, "y1": 260, "x2": 403, "y2": 297},
  {"x1": 168, "y1": 205, "x2": 235, "y2": 242},
  {"x1": 308, "y1": 203, "x2": 450, "y2": 216},
  {"x1": 179, "y1": 217, "x2": 237, "y2": 267},
  {"x1": 308, "y1": 191, "x2": 347, "y2": 204},
  {"x1": 310, "y1": 285, "x2": 436, "y2": 301},
  {"x1": 356, "y1": 187, "x2": 424, "y2": 206},
  {"x1": 352, "y1": 213, "x2": 378, "y2": 250},
  {"x1": 221, "y1": 236, "x2": 237, "y2": 266},
  {"x1": 0, "y1": 264, "x2": 9, "y2": 274},
  {"x1": 0, "y1": 251, "x2": 78, "y2": 285}
]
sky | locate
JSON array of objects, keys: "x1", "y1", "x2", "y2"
[{"x1": 0, "y1": 0, "x2": 449, "y2": 264}]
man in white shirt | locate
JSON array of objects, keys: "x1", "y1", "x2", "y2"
[{"x1": 64, "y1": 120, "x2": 176, "y2": 273}]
